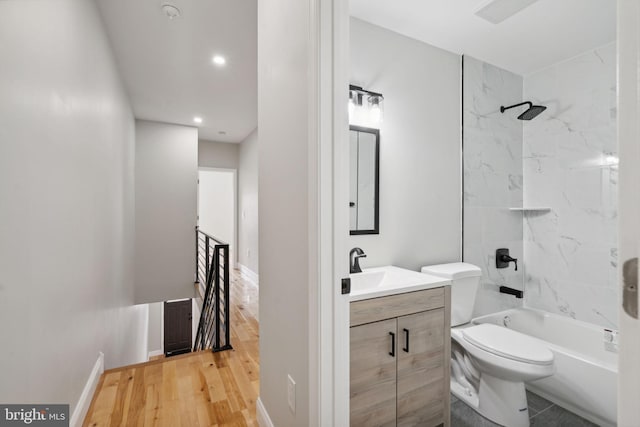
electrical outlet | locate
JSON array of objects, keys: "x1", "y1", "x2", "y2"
[{"x1": 287, "y1": 374, "x2": 296, "y2": 413}]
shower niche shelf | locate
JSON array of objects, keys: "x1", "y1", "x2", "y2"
[{"x1": 509, "y1": 207, "x2": 552, "y2": 212}]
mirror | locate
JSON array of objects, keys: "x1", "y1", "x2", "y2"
[{"x1": 349, "y1": 125, "x2": 380, "y2": 234}]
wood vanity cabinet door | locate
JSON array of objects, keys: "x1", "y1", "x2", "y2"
[
  {"x1": 350, "y1": 318, "x2": 398, "y2": 427},
  {"x1": 396, "y1": 309, "x2": 446, "y2": 427}
]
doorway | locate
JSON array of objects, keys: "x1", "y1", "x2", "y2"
[
  {"x1": 198, "y1": 168, "x2": 237, "y2": 267},
  {"x1": 163, "y1": 299, "x2": 193, "y2": 357}
]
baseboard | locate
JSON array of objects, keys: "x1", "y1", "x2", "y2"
[
  {"x1": 256, "y1": 397, "x2": 274, "y2": 427},
  {"x1": 238, "y1": 263, "x2": 259, "y2": 286},
  {"x1": 70, "y1": 351, "x2": 104, "y2": 427},
  {"x1": 148, "y1": 349, "x2": 163, "y2": 360}
]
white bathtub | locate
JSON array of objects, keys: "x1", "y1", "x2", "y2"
[{"x1": 472, "y1": 308, "x2": 617, "y2": 427}]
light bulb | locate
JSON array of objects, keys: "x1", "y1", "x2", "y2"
[
  {"x1": 605, "y1": 155, "x2": 619, "y2": 165},
  {"x1": 348, "y1": 98, "x2": 355, "y2": 119},
  {"x1": 370, "y1": 104, "x2": 381, "y2": 125},
  {"x1": 368, "y1": 95, "x2": 383, "y2": 127}
]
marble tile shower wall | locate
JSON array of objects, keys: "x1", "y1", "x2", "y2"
[
  {"x1": 463, "y1": 56, "x2": 524, "y2": 317},
  {"x1": 523, "y1": 43, "x2": 618, "y2": 328}
]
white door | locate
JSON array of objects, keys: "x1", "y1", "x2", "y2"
[
  {"x1": 617, "y1": 0, "x2": 640, "y2": 424},
  {"x1": 198, "y1": 169, "x2": 236, "y2": 266}
]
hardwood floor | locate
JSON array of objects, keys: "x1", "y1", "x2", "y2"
[{"x1": 83, "y1": 270, "x2": 259, "y2": 427}]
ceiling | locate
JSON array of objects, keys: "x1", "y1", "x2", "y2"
[
  {"x1": 96, "y1": 0, "x2": 614, "y2": 142},
  {"x1": 349, "y1": 0, "x2": 616, "y2": 76},
  {"x1": 96, "y1": 0, "x2": 257, "y2": 143}
]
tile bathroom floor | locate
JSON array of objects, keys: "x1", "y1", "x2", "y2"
[{"x1": 451, "y1": 391, "x2": 598, "y2": 427}]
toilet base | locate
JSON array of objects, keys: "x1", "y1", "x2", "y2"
[
  {"x1": 451, "y1": 375, "x2": 530, "y2": 427},
  {"x1": 478, "y1": 375, "x2": 529, "y2": 426}
]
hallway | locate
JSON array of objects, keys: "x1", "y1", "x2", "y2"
[{"x1": 84, "y1": 270, "x2": 259, "y2": 426}]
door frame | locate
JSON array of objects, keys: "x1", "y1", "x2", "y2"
[
  {"x1": 197, "y1": 166, "x2": 238, "y2": 268},
  {"x1": 309, "y1": 2, "x2": 640, "y2": 426},
  {"x1": 310, "y1": 0, "x2": 350, "y2": 425},
  {"x1": 617, "y1": 0, "x2": 640, "y2": 423},
  {"x1": 320, "y1": 2, "x2": 637, "y2": 426}
]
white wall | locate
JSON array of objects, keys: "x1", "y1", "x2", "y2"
[
  {"x1": 135, "y1": 120, "x2": 198, "y2": 304},
  {"x1": 463, "y1": 56, "x2": 525, "y2": 318},
  {"x1": 348, "y1": 18, "x2": 462, "y2": 271},
  {"x1": 0, "y1": 0, "x2": 147, "y2": 411},
  {"x1": 147, "y1": 302, "x2": 163, "y2": 356},
  {"x1": 258, "y1": 0, "x2": 311, "y2": 423},
  {"x1": 198, "y1": 169, "x2": 236, "y2": 264},
  {"x1": 199, "y1": 139, "x2": 239, "y2": 169},
  {"x1": 523, "y1": 43, "x2": 618, "y2": 328},
  {"x1": 238, "y1": 128, "x2": 259, "y2": 275}
]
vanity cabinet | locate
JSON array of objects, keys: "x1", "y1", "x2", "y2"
[{"x1": 350, "y1": 287, "x2": 451, "y2": 427}]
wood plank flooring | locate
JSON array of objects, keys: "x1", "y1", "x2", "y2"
[{"x1": 83, "y1": 270, "x2": 259, "y2": 427}]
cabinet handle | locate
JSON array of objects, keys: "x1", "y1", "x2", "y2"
[
  {"x1": 389, "y1": 332, "x2": 395, "y2": 357},
  {"x1": 403, "y1": 328, "x2": 409, "y2": 353}
]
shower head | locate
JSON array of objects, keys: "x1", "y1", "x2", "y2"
[
  {"x1": 517, "y1": 104, "x2": 547, "y2": 120},
  {"x1": 500, "y1": 101, "x2": 547, "y2": 120}
]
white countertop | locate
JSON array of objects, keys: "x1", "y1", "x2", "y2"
[{"x1": 349, "y1": 265, "x2": 450, "y2": 302}]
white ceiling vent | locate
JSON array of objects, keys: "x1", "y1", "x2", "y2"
[{"x1": 475, "y1": 0, "x2": 539, "y2": 24}]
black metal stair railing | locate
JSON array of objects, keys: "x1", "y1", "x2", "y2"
[{"x1": 194, "y1": 226, "x2": 232, "y2": 352}]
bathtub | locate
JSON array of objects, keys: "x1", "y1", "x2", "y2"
[{"x1": 472, "y1": 308, "x2": 617, "y2": 427}]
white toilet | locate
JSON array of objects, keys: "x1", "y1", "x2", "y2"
[{"x1": 421, "y1": 262, "x2": 555, "y2": 427}]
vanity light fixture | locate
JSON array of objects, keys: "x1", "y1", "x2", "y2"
[
  {"x1": 193, "y1": 116, "x2": 203, "y2": 124},
  {"x1": 349, "y1": 85, "x2": 384, "y2": 128}
]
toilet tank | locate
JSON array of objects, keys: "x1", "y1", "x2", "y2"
[{"x1": 421, "y1": 262, "x2": 481, "y2": 327}]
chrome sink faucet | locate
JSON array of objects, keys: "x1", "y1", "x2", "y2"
[{"x1": 350, "y1": 247, "x2": 367, "y2": 274}]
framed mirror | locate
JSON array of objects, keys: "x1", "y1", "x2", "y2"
[{"x1": 349, "y1": 125, "x2": 380, "y2": 235}]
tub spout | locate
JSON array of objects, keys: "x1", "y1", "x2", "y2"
[{"x1": 499, "y1": 286, "x2": 523, "y2": 299}]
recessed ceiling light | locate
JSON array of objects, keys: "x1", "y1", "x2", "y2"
[
  {"x1": 475, "y1": 0, "x2": 539, "y2": 24},
  {"x1": 161, "y1": 3, "x2": 181, "y2": 20},
  {"x1": 193, "y1": 117, "x2": 203, "y2": 124},
  {"x1": 212, "y1": 55, "x2": 227, "y2": 66}
]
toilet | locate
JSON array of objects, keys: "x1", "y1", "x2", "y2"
[{"x1": 421, "y1": 262, "x2": 555, "y2": 427}]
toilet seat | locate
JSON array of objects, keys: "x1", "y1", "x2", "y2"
[{"x1": 462, "y1": 324, "x2": 553, "y2": 366}]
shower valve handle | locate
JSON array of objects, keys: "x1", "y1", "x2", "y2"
[
  {"x1": 500, "y1": 255, "x2": 518, "y2": 271},
  {"x1": 496, "y1": 249, "x2": 518, "y2": 271}
]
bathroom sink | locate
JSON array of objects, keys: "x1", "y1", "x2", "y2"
[
  {"x1": 349, "y1": 270, "x2": 387, "y2": 293},
  {"x1": 349, "y1": 266, "x2": 450, "y2": 301}
]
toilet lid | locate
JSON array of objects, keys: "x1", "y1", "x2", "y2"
[{"x1": 462, "y1": 324, "x2": 554, "y2": 366}]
